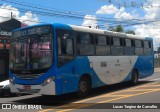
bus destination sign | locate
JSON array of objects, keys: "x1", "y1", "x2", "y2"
[{"x1": 12, "y1": 25, "x2": 51, "y2": 38}]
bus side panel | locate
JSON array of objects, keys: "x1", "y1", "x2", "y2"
[
  {"x1": 87, "y1": 56, "x2": 138, "y2": 85},
  {"x1": 75, "y1": 57, "x2": 106, "y2": 88},
  {"x1": 56, "y1": 56, "x2": 106, "y2": 95},
  {"x1": 56, "y1": 60, "x2": 79, "y2": 95},
  {"x1": 55, "y1": 55, "x2": 154, "y2": 95},
  {"x1": 133, "y1": 55, "x2": 154, "y2": 79}
]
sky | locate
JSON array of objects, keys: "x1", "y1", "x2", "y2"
[{"x1": 0, "y1": 0, "x2": 160, "y2": 50}]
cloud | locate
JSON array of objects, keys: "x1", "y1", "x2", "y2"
[
  {"x1": 19, "y1": 11, "x2": 39, "y2": 25},
  {"x1": 144, "y1": 1, "x2": 160, "y2": 20},
  {"x1": 95, "y1": 3, "x2": 160, "y2": 50},
  {"x1": 96, "y1": 4, "x2": 133, "y2": 20},
  {"x1": 0, "y1": 4, "x2": 19, "y2": 22},
  {"x1": 96, "y1": 4, "x2": 118, "y2": 14},
  {"x1": 0, "y1": 4, "x2": 39, "y2": 25},
  {"x1": 114, "y1": 7, "x2": 133, "y2": 20},
  {"x1": 82, "y1": 15, "x2": 98, "y2": 29},
  {"x1": 134, "y1": 1, "x2": 160, "y2": 50}
]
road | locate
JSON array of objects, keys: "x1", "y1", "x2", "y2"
[{"x1": 0, "y1": 68, "x2": 160, "y2": 112}]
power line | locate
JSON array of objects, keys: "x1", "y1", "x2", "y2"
[
  {"x1": 0, "y1": 0, "x2": 146, "y2": 22},
  {"x1": 0, "y1": 3, "x2": 140, "y2": 25},
  {"x1": 1, "y1": 0, "x2": 160, "y2": 29},
  {"x1": 95, "y1": 0, "x2": 154, "y2": 9}
]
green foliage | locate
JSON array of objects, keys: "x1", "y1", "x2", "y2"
[
  {"x1": 108, "y1": 25, "x2": 135, "y2": 35},
  {"x1": 125, "y1": 30, "x2": 135, "y2": 35},
  {"x1": 115, "y1": 25, "x2": 123, "y2": 32}
]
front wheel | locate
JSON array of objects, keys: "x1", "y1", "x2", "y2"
[
  {"x1": 130, "y1": 69, "x2": 138, "y2": 85},
  {"x1": 77, "y1": 76, "x2": 91, "y2": 97}
]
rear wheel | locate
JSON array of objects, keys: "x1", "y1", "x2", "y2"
[
  {"x1": 77, "y1": 76, "x2": 91, "y2": 97},
  {"x1": 130, "y1": 69, "x2": 138, "y2": 85}
]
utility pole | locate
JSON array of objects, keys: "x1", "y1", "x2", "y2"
[
  {"x1": 11, "y1": 12, "x2": 13, "y2": 19},
  {"x1": 158, "y1": 38, "x2": 160, "y2": 58}
]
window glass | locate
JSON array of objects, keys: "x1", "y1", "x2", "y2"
[
  {"x1": 96, "y1": 46, "x2": 110, "y2": 55},
  {"x1": 96, "y1": 35, "x2": 106, "y2": 45},
  {"x1": 57, "y1": 29, "x2": 74, "y2": 67},
  {"x1": 124, "y1": 47, "x2": 134, "y2": 55},
  {"x1": 144, "y1": 41, "x2": 149, "y2": 48},
  {"x1": 77, "y1": 33, "x2": 95, "y2": 55},
  {"x1": 77, "y1": 33, "x2": 93, "y2": 44},
  {"x1": 135, "y1": 48, "x2": 143, "y2": 55},
  {"x1": 144, "y1": 41, "x2": 152, "y2": 55},
  {"x1": 58, "y1": 38, "x2": 73, "y2": 55},
  {"x1": 77, "y1": 44, "x2": 94, "y2": 55},
  {"x1": 125, "y1": 39, "x2": 131, "y2": 47},
  {"x1": 135, "y1": 40, "x2": 142, "y2": 48},
  {"x1": 111, "y1": 46, "x2": 123, "y2": 55},
  {"x1": 113, "y1": 37, "x2": 120, "y2": 46},
  {"x1": 144, "y1": 49, "x2": 152, "y2": 55}
]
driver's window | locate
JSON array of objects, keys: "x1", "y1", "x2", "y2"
[{"x1": 57, "y1": 29, "x2": 74, "y2": 67}]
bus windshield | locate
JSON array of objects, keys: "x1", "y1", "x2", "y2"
[{"x1": 10, "y1": 34, "x2": 53, "y2": 71}]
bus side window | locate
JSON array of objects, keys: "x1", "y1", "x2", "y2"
[
  {"x1": 124, "y1": 39, "x2": 135, "y2": 55},
  {"x1": 77, "y1": 33, "x2": 95, "y2": 55},
  {"x1": 57, "y1": 29, "x2": 74, "y2": 67},
  {"x1": 144, "y1": 41, "x2": 152, "y2": 55},
  {"x1": 95, "y1": 35, "x2": 110, "y2": 55},
  {"x1": 135, "y1": 40, "x2": 144, "y2": 55},
  {"x1": 111, "y1": 37, "x2": 123, "y2": 55}
]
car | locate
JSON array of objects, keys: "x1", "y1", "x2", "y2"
[{"x1": 0, "y1": 80, "x2": 21, "y2": 97}]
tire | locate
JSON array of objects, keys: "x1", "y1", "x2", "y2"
[
  {"x1": 10, "y1": 93, "x2": 20, "y2": 97},
  {"x1": 77, "y1": 76, "x2": 91, "y2": 97},
  {"x1": 130, "y1": 69, "x2": 138, "y2": 85}
]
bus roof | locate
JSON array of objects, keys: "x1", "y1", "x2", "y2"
[
  {"x1": 53, "y1": 23, "x2": 152, "y2": 41},
  {"x1": 69, "y1": 24, "x2": 151, "y2": 41},
  {"x1": 12, "y1": 23, "x2": 152, "y2": 41}
]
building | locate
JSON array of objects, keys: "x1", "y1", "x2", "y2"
[{"x1": 0, "y1": 18, "x2": 27, "y2": 81}]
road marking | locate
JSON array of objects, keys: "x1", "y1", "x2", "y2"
[
  {"x1": 149, "y1": 78, "x2": 160, "y2": 81},
  {"x1": 98, "y1": 89, "x2": 159, "y2": 103},
  {"x1": 56, "y1": 89, "x2": 160, "y2": 112},
  {"x1": 122, "y1": 88, "x2": 160, "y2": 91},
  {"x1": 74, "y1": 82, "x2": 159, "y2": 103},
  {"x1": 139, "y1": 84, "x2": 160, "y2": 87},
  {"x1": 38, "y1": 109, "x2": 53, "y2": 112},
  {"x1": 38, "y1": 82, "x2": 160, "y2": 112}
]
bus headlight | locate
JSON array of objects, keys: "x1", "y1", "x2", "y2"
[{"x1": 42, "y1": 76, "x2": 54, "y2": 86}]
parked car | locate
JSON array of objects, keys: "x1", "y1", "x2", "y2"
[{"x1": 0, "y1": 80, "x2": 21, "y2": 97}]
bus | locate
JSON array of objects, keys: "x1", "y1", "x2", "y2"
[{"x1": 9, "y1": 23, "x2": 154, "y2": 97}]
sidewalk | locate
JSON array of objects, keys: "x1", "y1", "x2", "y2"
[{"x1": 154, "y1": 67, "x2": 160, "y2": 72}]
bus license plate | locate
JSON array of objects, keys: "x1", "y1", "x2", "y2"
[{"x1": 23, "y1": 85, "x2": 31, "y2": 90}]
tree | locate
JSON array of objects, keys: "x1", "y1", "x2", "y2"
[
  {"x1": 108, "y1": 25, "x2": 135, "y2": 35},
  {"x1": 115, "y1": 25, "x2": 123, "y2": 32},
  {"x1": 125, "y1": 30, "x2": 135, "y2": 35},
  {"x1": 108, "y1": 25, "x2": 123, "y2": 32}
]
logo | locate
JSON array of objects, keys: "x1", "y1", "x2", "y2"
[{"x1": 2, "y1": 104, "x2": 11, "y2": 109}]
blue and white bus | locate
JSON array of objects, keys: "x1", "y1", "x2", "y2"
[{"x1": 9, "y1": 23, "x2": 154, "y2": 97}]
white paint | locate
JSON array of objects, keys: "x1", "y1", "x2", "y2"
[
  {"x1": 70, "y1": 25, "x2": 145, "y2": 40},
  {"x1": 88, "y1": 56, "x2": 138, "y2": 84},
  {"x1": 10, "y1": 81, "x2": 55, "y2": 95},
  {"x1": 0, "y1": 80, "x2": 9, "y2": 86}
]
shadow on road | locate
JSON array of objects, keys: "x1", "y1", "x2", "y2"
[{"x1": 12, "y1": 80, "x2": 154, "y2": 108}]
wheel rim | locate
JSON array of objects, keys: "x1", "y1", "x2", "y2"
[{"x1": 79, "y1": 81, "x2": 87, "y2": 92}]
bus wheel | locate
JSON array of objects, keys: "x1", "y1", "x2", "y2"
[
  {"x1": 77, "y1": 76, "x2": 91, "y2": 97},
  {"x1": 130, "y1": 69, "x2": 138, "y2": 85}
]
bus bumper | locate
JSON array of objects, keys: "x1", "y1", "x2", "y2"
[{"x1": 10, "y1": 81, "x2": 56, "y2": 95}]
